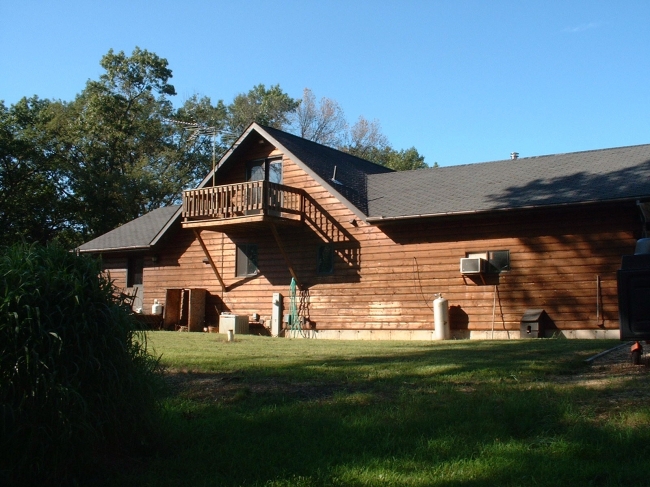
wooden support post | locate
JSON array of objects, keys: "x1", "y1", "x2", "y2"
[
  {"x1": 269, "y1": 223, "x2": 302, "y2": 288},
  {"x1": 193, "y1": 229, "x2": 227, "y2": 292}
]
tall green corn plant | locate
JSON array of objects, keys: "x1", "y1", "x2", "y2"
[{"x1": 0, "y1": 243, "x2": 159, "y2": 485}]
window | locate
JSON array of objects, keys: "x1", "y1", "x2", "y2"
[
  {"x1": 236, "y1": 244, "x2": 258, "y2": 276},
  {"x1": 246, "y1": 158, "x2": 283, "y2": 215},
  {"x1": 317, "y1": 245, "x2": 334, "y2": 274},
  {"x1": 246, "y1": 160, "x2": 265, "y2": 182},
  {"x1": 246, "y1": 157, "x2": 283, "y2": 183},
  {"x1": 127, "y1": 256, "x2": 144, "y2": 287},
  {"x1": 269, "y1": 160, "x2": 282, "y2": 184}
]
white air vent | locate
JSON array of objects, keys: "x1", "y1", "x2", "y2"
[{"x1": 460, "y1": 257, "x2": 487, "y2": 274}]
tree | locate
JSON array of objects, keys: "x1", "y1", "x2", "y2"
[
  {"x1": 291, "y1": 88, "x2": 347, "y2": 146},
  {"x1": 387, "y1": 147, "x2": 427, "y2": 171},
  {"x1": 54, "y1": 47, "x2": 187, "y2": 240},
  {"x1": 339, "y1": 116, "x2": 430, "y2": 171},
  {"x1": 0, "y1": 97, "x2": 67, "y2": 245},
  {"x1": 1, "y1": 47, "x2": 302, "y2": 245},
  {"x1": 169, "y1": 94, "x2": 229, "y2": 185},
  {"x1": 342, "y1": 116, "x2": 390, "y2": 160},
  {"x1": 289, "y1": 90, "x2": 430, "y2": 171},
  {"x1": 3, "y1": 46, "x2": 433, "y2": 246},
  {"x1": 225, "y1": 84, "x2": 299, "y2": 143},
  {"x1": 354, "y1": 145, "x2": 428, "y2": 171}
]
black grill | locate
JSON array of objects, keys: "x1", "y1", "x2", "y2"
[{"x1": 618, "y1": 239, "x2": 650, "y2": 340}]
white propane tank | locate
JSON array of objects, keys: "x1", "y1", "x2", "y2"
[
  {"x1": 151, "y1": 299, "x2": 163, "y2": 315},
  {"x1": 271, "y1": 293, "x2": 282, "y2": 337},
  {"x1": 433, "y1": 294, "x2": 450, "y2": 340}
]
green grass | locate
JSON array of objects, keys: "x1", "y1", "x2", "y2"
[{"x1": 104, "y1": 333, "x2": 650, "y2": 487}]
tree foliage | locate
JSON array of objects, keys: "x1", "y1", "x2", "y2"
[
  {"x1": 292, "y1": 88, "x2": 347, "y2": 146},
  {"x1": 356, "y1": 145, "x2": 428, "y2": 171},
  {"x1": 290, "y1": 89, "x2": 430, "y2": 171},
  {"x1": 342, "y1": 116, "x2": 391, "y2": 160},
  {"x1": 1, "y1": 48, "x2": 429, "y2": 246},
  {"x1": 0, "y1": 49, "x2": 302, "y2": 246},
  {"x1": 54, "y1": 47, "x2": 183, "y2": 241},
  {"x1": 0, "y1": 97, "x2": 67, "y2": 244},
  {"x1": 225, "y1": 84, "x2": 299, "y2": 143},
  {"x1": 171, "y1": 94, "x2": 230, "y2": 183}
]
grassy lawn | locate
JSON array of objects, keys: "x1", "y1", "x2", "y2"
[{"x1": 105, "y1": 333, "x2": 650, "y2": 487}]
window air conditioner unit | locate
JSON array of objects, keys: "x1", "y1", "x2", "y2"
[{"x1": 460, "y1": 257, "x2": 487, "y2": 274}]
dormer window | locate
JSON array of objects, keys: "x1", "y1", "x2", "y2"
[{"x1": 246, "y1": 157, "x2": 283, "y2": 184}]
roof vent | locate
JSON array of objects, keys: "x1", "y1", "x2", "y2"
[
  {"x1": 510, "y1": 152, "x2": 519, "y2": 160},
  {"x1": 331, "y1": 165, "x2": 342, "y2": 185}
]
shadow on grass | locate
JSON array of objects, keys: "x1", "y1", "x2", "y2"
[{"x1": 104, "y1": 339, "x2": 650, "y2": 486}]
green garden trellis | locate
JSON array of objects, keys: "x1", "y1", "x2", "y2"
[{"x1": 289, "y1": 278, "x2": 302, "y2": 337}]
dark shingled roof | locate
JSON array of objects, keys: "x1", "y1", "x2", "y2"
[
  {"x1": 77, "y1": 205, "x2": 180, "y2": 253},
  {"x1": 260, "y1": 125, "x2": 394, "y2": 214},
  {"x1": 366, "y1": 143, "x2": 650, "y2": 221},
  {"x1": 78, "y1": 123, "x2": 650, "y2": 252}
]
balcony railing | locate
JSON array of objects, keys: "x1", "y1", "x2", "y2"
[{"x1": 182, "y1": 181, "x2": 304, "y2": 227}]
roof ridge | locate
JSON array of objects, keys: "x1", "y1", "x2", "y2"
[
  {"x1": 507, "y1": 142, "x2": 650, "y2": 162},
  {"x1": 258, "y1": 124, "x2": 395, "y2": 173},
  {"x1": 462, "y1": 142, "x2": 650, "y2": 168},
  {"x1": 368, "y1": 142, "x2": 650, "y2": 177}
]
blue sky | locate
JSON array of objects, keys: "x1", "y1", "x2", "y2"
[{"x1": 2, "y1": 1, "x2": 649, "y2": 167}]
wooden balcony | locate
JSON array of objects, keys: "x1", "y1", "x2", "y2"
[{"x1": 182, "y1": 181, "x2": 305, "y2": 229}]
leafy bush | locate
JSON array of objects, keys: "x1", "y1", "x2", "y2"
[{"x1": 0, "y1": 244, "x2": 160, "y2": 485}]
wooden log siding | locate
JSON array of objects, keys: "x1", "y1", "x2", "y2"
[
  {"x1": 135, "y1": 147, "x2": 641, "y2": 336},
  {"x1": 182, "y1": 181, "x2": 304, "y2": 223},
  {"x1": 101, "y1": 256, "x2": 128, "y2": 291}
]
